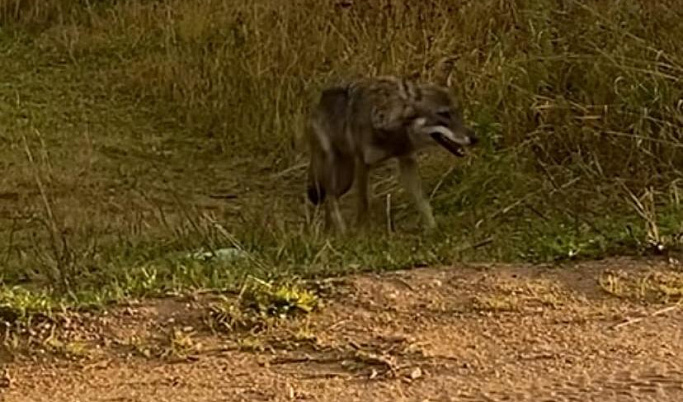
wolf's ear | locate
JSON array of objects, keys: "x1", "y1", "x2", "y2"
[{"x1": 434, "y1": 57, "x2": 456, "y2": 87}]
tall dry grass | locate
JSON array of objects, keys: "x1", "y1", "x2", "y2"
[
  {"x1": 0, "y1": 0, "x2": 681, "y2": 301},
  {"x1": 4, "y1": 0, "x2": 681, "y2": 180}
]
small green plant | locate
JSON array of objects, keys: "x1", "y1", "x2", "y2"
[
  {"x1": 206, "y1": 277, "x2": 320, "y2": 333},
  {"x1": 241, "y1": 277, "x2": 320, "y2": 318},
  {"x1": 0, "y1": 287, "x2": 57, "y2": 324}
]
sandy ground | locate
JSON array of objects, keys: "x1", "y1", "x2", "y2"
[{"x1": 1, "y1": 257, "x2": 682, "y2": 402}]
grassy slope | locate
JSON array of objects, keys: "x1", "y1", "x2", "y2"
[{"x1": 0, "y1": 0, "x2": 682, "y2": 313}]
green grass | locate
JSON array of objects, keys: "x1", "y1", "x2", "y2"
[{"x1": 0, "y1": 0, "x2": 681, "y2": 320}]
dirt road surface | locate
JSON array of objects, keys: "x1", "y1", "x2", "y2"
[{"x1": 2, "y1": 257, "x2": 682, "y2": 401}]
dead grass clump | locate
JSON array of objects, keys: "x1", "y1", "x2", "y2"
[{"x1": 599, "y1": 269, "x2": 683, "y2": 304}]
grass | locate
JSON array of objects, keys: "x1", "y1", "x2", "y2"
[
  {"x1": 0, "y1": 0, "x2": 681, "y2": 321},
  {"x1": 599, "y1": 269, "x2": 683, "y2": 304}
]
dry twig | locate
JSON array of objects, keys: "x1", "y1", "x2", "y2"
[{"x1": 612, "y1": 303, "x2": 681, "y2": 330}]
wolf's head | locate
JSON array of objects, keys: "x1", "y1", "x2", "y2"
[{"x1": 406, "y1": 83, "x2": 478, "y2": 157}]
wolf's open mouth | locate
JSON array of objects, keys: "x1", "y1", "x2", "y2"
[{"x1": 430, "y1": 132, "x2": 466, "y2": 157}]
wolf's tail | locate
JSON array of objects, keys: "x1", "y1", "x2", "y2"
[
  {"x1": 307, "y1": 154, "x2": 355, "y2": 206},
  {"x1": 307, "y1": 180, "x2": 326, "y2": 205},
  {"x1": 306, "y1": 151, "x2": 327, "y2": 205}
]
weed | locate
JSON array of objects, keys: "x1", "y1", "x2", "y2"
[
  {"x1": 158, "y1": 327, "x2": 199, "y2": 360},
  {"x1": 43, "y1": 338, "x2": 90, "y2": 361},
  {"x1": 0, "y1": 287, "x2": 57, "y2": 324},
  {"x1": 241, "y1": 278, "x2": 319, "y2": 318},
  {"x1": 207, "y1": 278, "x2": 319, "y2": 334}
]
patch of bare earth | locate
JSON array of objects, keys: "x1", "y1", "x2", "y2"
[{"x1": 2, "y1": 257, "x2": 683, "y2": 401}]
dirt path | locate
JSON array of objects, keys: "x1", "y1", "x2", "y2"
[{"x1": 2, "y1": 257, "x2": 683, "y2": 401}]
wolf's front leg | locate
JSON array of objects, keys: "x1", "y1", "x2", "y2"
[
  {"x1": 326, "y1": 197, "x2": 347, "y2": 235},
  {"x1": 398, "y1": 155, "x2": 437, "y2": 230},
  {"x1": 355, "y1": 159, "x2": 371, "y2": 227}
]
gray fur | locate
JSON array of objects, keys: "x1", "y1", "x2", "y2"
[{"x1": 306, "y1": 76, "x2": 477, "y2": 233}]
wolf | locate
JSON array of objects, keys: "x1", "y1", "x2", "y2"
[{"x1": 305, "y1": 75, "x2": 477, "y2": 233}]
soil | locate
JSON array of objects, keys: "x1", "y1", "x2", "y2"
[{"x1": 2, "y1": 257, "x2": 682, "y2": 402}]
